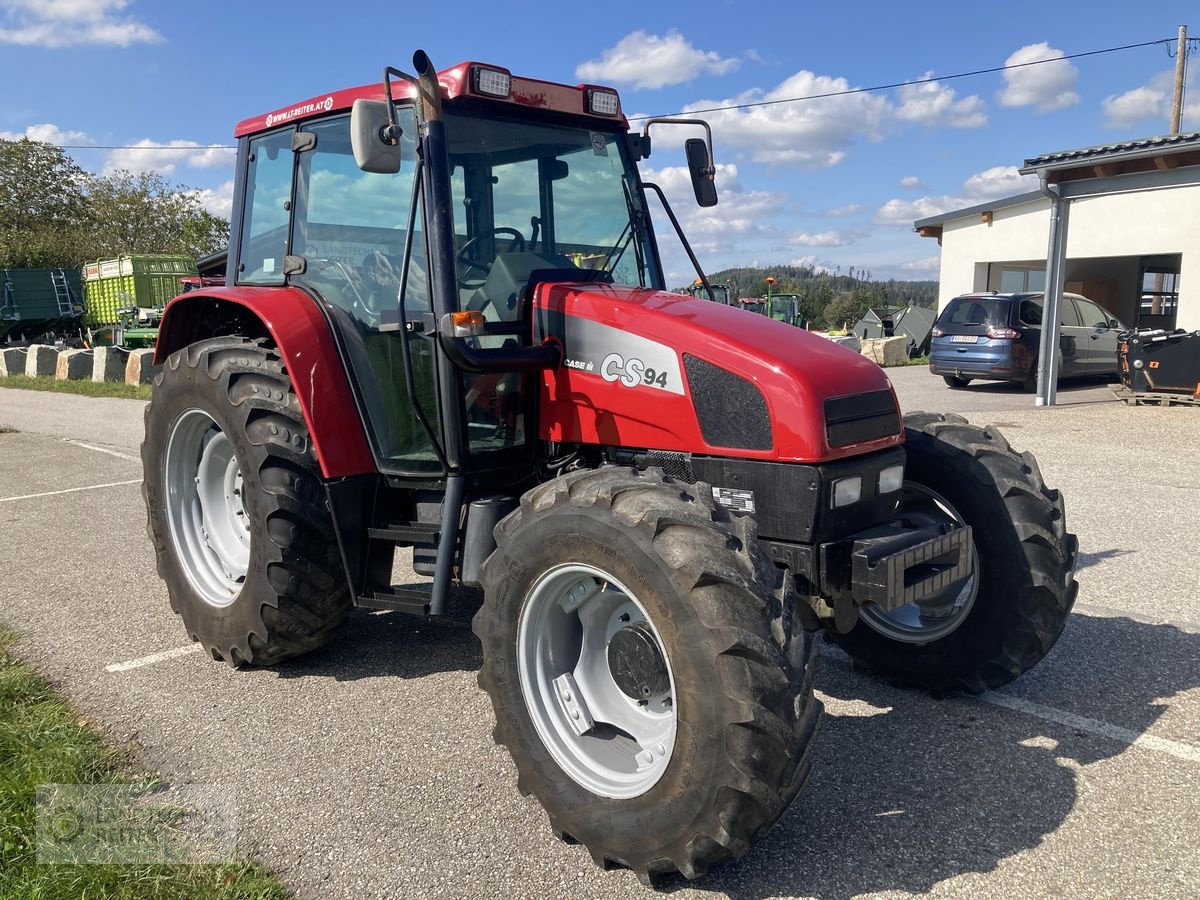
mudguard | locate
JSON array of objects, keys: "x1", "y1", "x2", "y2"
[{"x1": 154, "y1": 286, "x2": 375, "y2": 479}]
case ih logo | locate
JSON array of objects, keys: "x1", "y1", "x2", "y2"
[{"x1": 265, "y1": 96, "x2": 335, "y2": 128}]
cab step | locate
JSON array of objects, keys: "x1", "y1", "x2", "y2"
[
  {"x1": 354, "y1": 586, "x2": 433, "y2": 615},
  {"x1": 367, "y1": 523, "x2": 440, "y2": 544}
]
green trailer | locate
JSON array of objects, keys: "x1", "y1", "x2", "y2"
[
  {"x1": 84, "y1": 254, "x2": 198, "y2": 347},
  {"x1": 1, "y1": 267, "x2": 86, "y2": 344}
]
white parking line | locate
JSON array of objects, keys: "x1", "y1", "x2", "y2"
[
  {"x1": 63, "y1": 439, "x2": 139, "y2": 462},
  {"x1": 979, "y1": 691, "x2": 1200, "y2": 764},
  {"x1": 0, "y1": 479, "x2": 142, "y2": 503},
  {"x1": 105, "y1": 644, "x2": 203, "y2": 673}
]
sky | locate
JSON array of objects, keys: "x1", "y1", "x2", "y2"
[{"x1": 1, "y1": 0, "x2": 1197, "y2": 284}]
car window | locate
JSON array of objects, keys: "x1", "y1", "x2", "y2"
[
  {"x1": 1058, "y1": 297, "x2": 1083, "y2": 327},
  {"x1": 1074, "y1": 298, "x2": 1115, "y2": 328},
  {"x1": 1018, "y1": 299, "x2": 1042, "y2": 326},
  {"x1": 939, "y1": 297, "x2": 1008, "y2": 327}
]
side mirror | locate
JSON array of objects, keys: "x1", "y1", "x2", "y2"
[
  {"x1": 351, "y1": 99, "x2": 402, "y2": 174},
  {"x1": 685, "y1": 138, "x2": 717, "y2": 207},
  {"x1": 1108, "y1": 318, "x2": 1119, "y2": 329}
]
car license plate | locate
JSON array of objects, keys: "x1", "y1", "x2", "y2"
[{"x1": 951, "y1": 335, "x2": 978, "y2": 343}]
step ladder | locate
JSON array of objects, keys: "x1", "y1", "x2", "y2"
[
  {"x1": 49, "y1": 269, "x2": 81, "y2": 317},
  {"x1": 353, "y1": 521, "x2": 442, "y2": 616}
]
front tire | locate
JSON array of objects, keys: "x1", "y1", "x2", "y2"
[
  {"x1": 141, "y1": 337, "x2": 350, "y2": 666},
  {"x1": 475, "y1": 467, "x2": 821, "y2": 883},
  {"x1": 829, "y1": 413, "x2": 1078, "y2": 692}
]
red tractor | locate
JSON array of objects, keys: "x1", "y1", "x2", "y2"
[{"x1": 141, "y1": 52, "x2": 1078, "y2": 883}]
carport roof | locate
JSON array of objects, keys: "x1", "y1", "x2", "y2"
[
  {"x1": 1020, "y1": 131, "x2": 1200, "y2": 173},
  {"x1": 912, "y1": 190, "x2": 1043, "y2": 231}
]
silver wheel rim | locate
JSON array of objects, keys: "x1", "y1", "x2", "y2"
[
  {"x1": 163, "y1": 408, "x2": 250, "y2": 608},
  {"x1": 858, "y1": 483, "x2": 979, "y2": 644},
  {"x1": 517, "y1": 563, "x2": 677, "y2": 799}
]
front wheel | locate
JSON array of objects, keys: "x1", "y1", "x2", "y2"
[
  {"x1": 828, "y1": 412, "x2": 1078, "y2": 692},
  {"x1": 475, "y1": 467, "x2": 821, "y2": 883}
]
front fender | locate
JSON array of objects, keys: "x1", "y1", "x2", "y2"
[{"x1": 155, "y1": 286, "x2": 375, "y2": 479}]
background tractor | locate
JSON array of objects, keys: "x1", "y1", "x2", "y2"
[{"x1": 141, "y1": 52, "x2": 1078, "y2": 884}]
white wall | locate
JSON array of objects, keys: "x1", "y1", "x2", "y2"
[{"x1": 931, "y1": 184, "x2": 1200, "y2": 330}]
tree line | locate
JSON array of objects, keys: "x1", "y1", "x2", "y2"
[
  {"x1": 0, "y1": 138, "x2": 229, "y2": 269},
  {"x1": 688, "y1": 263, "x2": 938, "y2": 331}
]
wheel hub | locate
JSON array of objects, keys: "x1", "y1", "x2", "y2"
[{"x1": 608, "y1": 624, "x2": 670, "y2": 702}]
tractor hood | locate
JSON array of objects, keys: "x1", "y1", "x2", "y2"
[{"x1": 533, "y1": 283, "x2": 903, "y2": 463}]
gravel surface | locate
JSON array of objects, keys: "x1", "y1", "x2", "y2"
[{"x1": 1, "y1": 372, "x2": 1197, "y2": 899}]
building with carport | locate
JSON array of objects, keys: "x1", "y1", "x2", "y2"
[{"x1": 914, "y1": 133, "x2": 1200, "y2": 404}]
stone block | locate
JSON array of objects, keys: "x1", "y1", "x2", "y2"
[
  {"x1": 92, "y1": 346, "x2": 129, "y2": 383},
  {"x1": 55, "y1": 348, "x2": 93, "y2": 380},
  {"x1": 0, "y1": 347, "x2": 25, "y2": 378},
  {"x1": 24, "y1": 344, "x2": 57, "y2": 377},
  {"x1": 125, "y1": 348, "x2": 161, "y2": 385},
  {"x1": 861, "y1": 336, "x2": 910, "y2": 367}
]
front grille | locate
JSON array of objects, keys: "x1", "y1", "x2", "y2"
[{"x1": 824, "y1": 390, "x2": 901, "y2": 447}]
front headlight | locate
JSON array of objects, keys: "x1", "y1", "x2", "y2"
[
  {"x1": 878, "y1": 464, "x2": 905, "y2": 495},
  {"x1": 831, "y1": 476, "x2": 863, "y2": 508}
]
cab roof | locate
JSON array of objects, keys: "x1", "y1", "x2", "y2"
[{"x1": 235, "y1": 61, "x2": 627, "y2": 138}]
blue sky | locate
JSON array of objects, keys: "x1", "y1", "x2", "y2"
[{"x1": 1, "y1": 1, "x2": 1196, "y2": 283}]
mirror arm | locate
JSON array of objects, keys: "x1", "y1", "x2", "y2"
[{"x1": 641, "y1": 117, "x2": 715, "y2": 175}]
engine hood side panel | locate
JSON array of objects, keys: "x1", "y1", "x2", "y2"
[{"x1": 533, "y1": 283, "x2": 903, "y2": 463}]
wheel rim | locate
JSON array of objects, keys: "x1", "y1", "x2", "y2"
[
  {"x1": 163, "y1": 408, "x2": 250, "y2": 608},
  {"x1": 858, "y1": 483, "x2": 979, "y2": 644},
  {"x1": 517, "y1": 563, "x2": 677, "y2": 799}
]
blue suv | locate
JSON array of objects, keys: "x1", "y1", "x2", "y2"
[{"x1": 930, "y1": 292, "x2": 1125, "y2": 390}]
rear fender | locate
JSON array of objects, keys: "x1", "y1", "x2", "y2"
[{"x1": 155, "y1": 286, "x2": 375, "y2": 478}]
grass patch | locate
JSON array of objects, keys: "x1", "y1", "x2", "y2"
[
  {"x1": 899, "y1": 354, "x2": 931, "y2": 367},
  {"x1": 0, "y1": 625, "x2": 289, "y2": 899},
  {"x1": 0, "y1": 375, "x2": 151, "y2": 401},
  {"x1": 0, "y1": 424, "x2": 16, "y2": 434}
]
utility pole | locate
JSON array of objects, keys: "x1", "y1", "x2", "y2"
[{"x1": 1170, "y1": 24, "x2": 1188, "y2": 134}]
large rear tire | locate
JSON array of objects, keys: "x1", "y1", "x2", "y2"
[
  {"x1": 829, "y1": 412, "x2": 1078, "y2": 692},
  {"x1": 141, "y1": 337, "x2": 350, "y2": 666},
  {"x1": 475, "y1": 467, "x2": 821, "y2": 883}
]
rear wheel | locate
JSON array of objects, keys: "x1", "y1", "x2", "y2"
[
  {"x1": 475, "y1": 467, "x2": 821, "y2": 883},
  {"x1": 141, "y1": 338, "x2": 350, "y2": 665},
  {"x1": 829, "y1": 412, "x2": 1078, "y2": 692},
  {"x1": 942, "y1": 375, "x2": 972, "y2": 389}
]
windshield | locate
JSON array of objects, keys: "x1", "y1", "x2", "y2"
[{"x1": 445, "y1": 109, "x2": 661, "y2": 293}]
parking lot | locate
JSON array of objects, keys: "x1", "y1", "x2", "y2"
[{"x1": 1, "y1": 365, "x2": 1198, "y2": 899}]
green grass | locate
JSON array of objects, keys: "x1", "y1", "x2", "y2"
[
  {"x1": 0, "y1": 626, "x2": 289, "y2": 899},
  {"x1": 0, "y1": 375, "x2": 152, "y2": 401},
  {"x1": 0, "y1": 424, "x2": 16, "y2": 434},
  {"x1": 899, "y1": 354, "x2": 931, "y2": 367}
]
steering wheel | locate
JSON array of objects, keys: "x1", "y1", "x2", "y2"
[{"x1": 457, "y1": 227, "x2": 526, "y2": 285}]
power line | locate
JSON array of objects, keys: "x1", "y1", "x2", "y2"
[
  {"x1": 27, "y1": 35, "x2": 1177, "y2": 148},
  {"x1": 629, "y1": 37, "x2": 1174, "y2": 121}
]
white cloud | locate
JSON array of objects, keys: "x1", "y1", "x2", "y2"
[
  {"x1": 894, "y1": 74, "x2": 987, "y2": 128},
  {"x1": 0, "y1": 122, "x2": 90, "y2": 144},
  {"x1": 790, "y1": 255, "x2": 835, "y2": 274},
  {"x1": 790, "y1": 229, "x2": 862, "y2": 248},
  {"x1": 899, "y1": 175, "x2": 925, "y2": 189},
  {"x1": 189, "y1": 180, "x2": 234, "y2": 218},
  {"x1": 0, "y1": 0, "x2": 161, "y2": 47},
  {"x1": 820, "y1": 202, "x2": 866, "y2": 218},
  {"x1": 1101, "y1": 68, "x2": 1200, "y2": 130},
  {"x1": 900, "y1": 256, "x2": 941, "y2": 273},
  {"x1": 683, "y1": 70, "x2": 890, "y2": 166},
  {"x1": 576, "y1": 31, "x2": 738, "y2": 90},
  {"x1": 875, "y1": 165, "x2": 1038, "y2": 225},
  {"x1": 998, "y1": 42, "x2": 1079, "y2": 112},
  {"x1": 961, "y1": 165, "x2": 1037, "y2": 199},
  {"x1": 103, "y1": 139, "x2": 235, "y2": 176}
]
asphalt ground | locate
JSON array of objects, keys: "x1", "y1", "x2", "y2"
[{"x1": 1, "y1": 366, "x2": 1198, "y2": 899}]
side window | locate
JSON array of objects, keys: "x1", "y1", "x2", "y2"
[
  {"x1": 1019, "y1": 299, "x2": 1043, "y2": 326},
  {"x1": 1059, "y1": 298, "x2": 1083, "y2": 327},
  {"x1": 238, "y1": 131, "x2": 294, "y2": 285},
  {"x1": 1076, "y1": 298, "x2": 1110, "y2": 328}
]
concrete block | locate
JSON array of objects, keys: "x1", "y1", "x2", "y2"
[
  {"x1": 125, "y1": 348, "x2": 161, "y2": 385},
  {"x1": 0, "y1": 347, "x2": 25, "y2": 378},
  {"x1": 24, "y1": 344, "x2": 57, "y2": 377},
  {"x1": 55, "y1": 348, "x2": 93, "y2": 380},
  {"x1": 861, "y1": 336, "x2": 910, "y2": 367},
  {"x1": 830, "y1": 335, "x2": 862, "y2": 352},
  {"x1": 92, "y1": 346, "x2": 129, "y2": 383}
]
